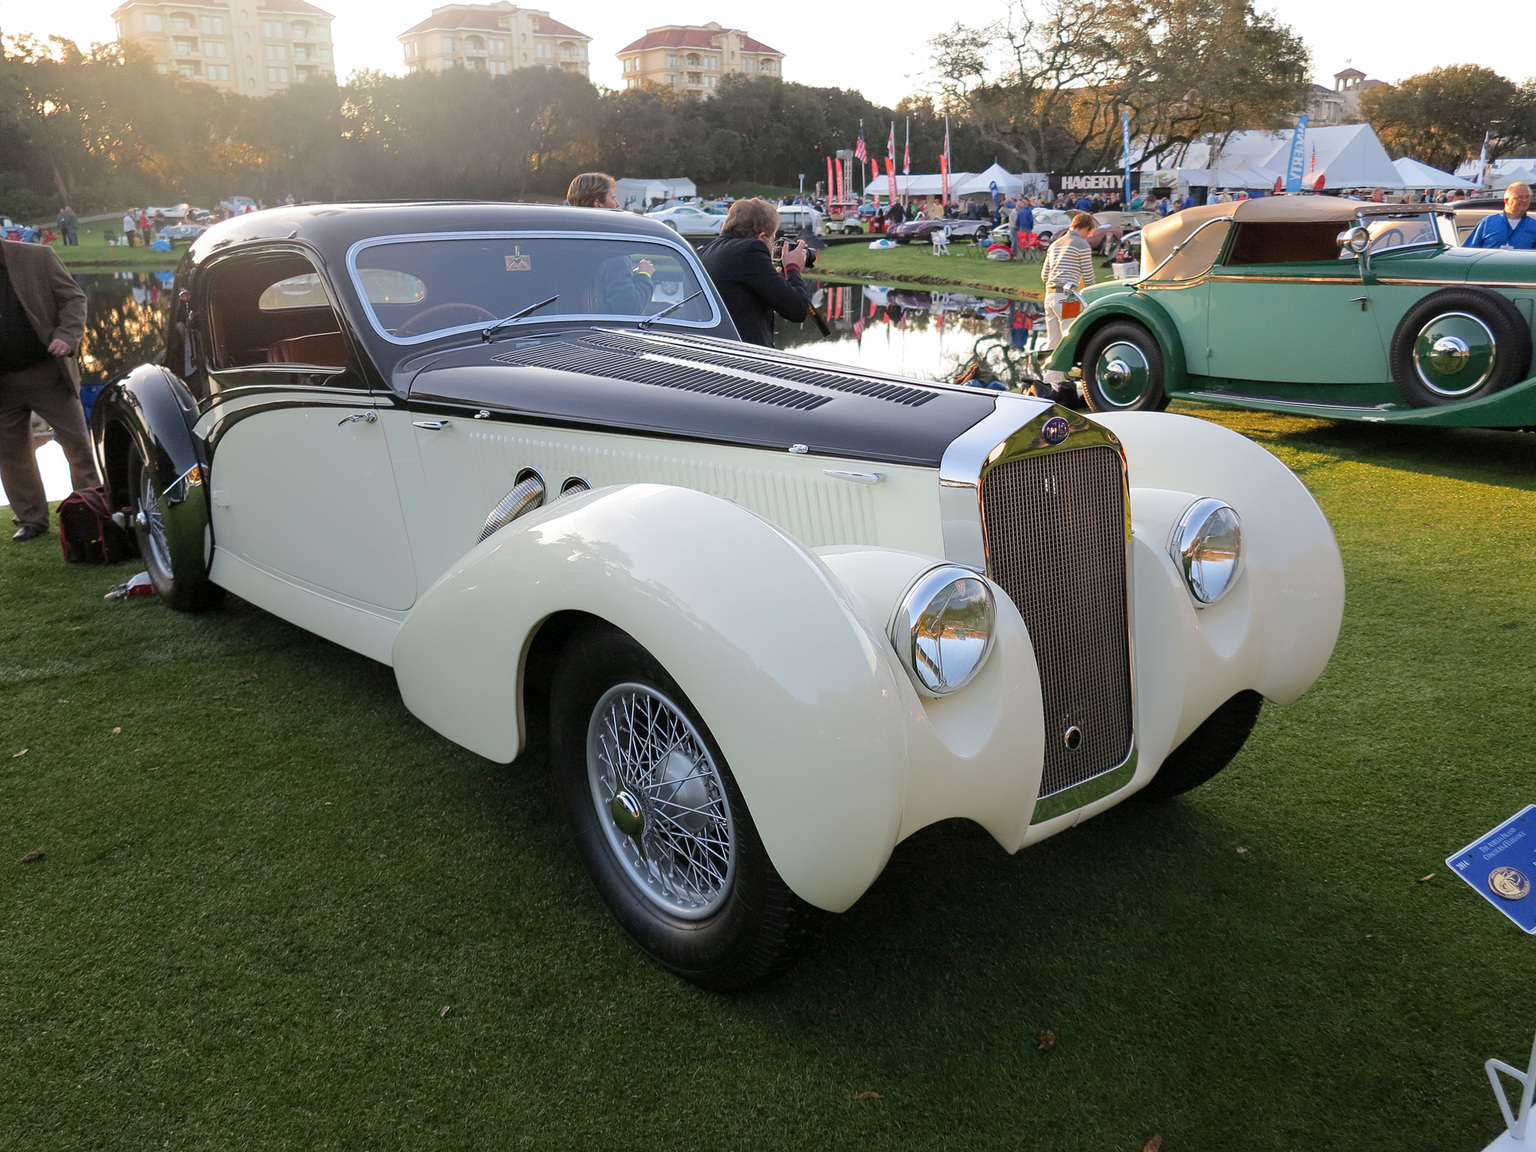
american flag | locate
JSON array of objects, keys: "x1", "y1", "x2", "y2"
[{"x1": 853, "y1": 120, "x2": 867, "y2": 163}]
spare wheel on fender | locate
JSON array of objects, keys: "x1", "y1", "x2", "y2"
[{"x1": 1389, "y1": 287, "x2": 1532, "y2": 407}]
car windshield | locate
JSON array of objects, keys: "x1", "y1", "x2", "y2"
[
  {"x1": 349, "y1": 233, "x2": 715, "y2": 343},
  {"x1": 1365, "y1": 214, "x2": 1445, "y2": 254}
]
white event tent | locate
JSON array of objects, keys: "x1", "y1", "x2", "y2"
[
  {"x1": 1141, "y1": 124, "x2": 1404, "y2": 191},
  {"x1": 1392, "y1": 157, "x2": 1475, "y2": 190},
  {"x1": 614, "y1": 177, "x2": 697, "y2": 208},
  {"x1": 1453, "y1": 158, "x2": 1536, "y2": 190},
  {"x1": 952, "y1": 164, "x2": 1040, "y2": 198},
  {"x1": 873, "y1": 166, "x2": 1048, "y2": 201}
]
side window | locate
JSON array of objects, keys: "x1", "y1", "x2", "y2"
[
  {"x1": 201, "y1": 253, "x2": 350, "y2": 372},
  {"x1": 1221, "y1": 222, "x2": 1345, "y2": 266}
]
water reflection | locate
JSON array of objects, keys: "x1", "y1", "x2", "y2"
[
  {"x1": 780, "y1": 280, "x2": 1045, "y2": 391},
  {"x1": 77, "y1": 271, "x2": 175, "y2": 382},
  {"x1": 74, "y1": 273, "x2": 1043, "y2": 392}
]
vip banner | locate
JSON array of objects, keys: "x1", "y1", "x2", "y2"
[{"x1": 1284, "y1": 114, "x2": 1309, "y2": 193}]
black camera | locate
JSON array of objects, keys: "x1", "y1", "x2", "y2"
[{"x1": 771, "y1": 229, "x2": 816, "y2": 272}]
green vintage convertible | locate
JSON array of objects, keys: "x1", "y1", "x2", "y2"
[{"x1": 1048, "y1": 197, "x2": 1536, "y2": 426}]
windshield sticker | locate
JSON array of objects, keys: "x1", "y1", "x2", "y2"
[{"x1": 506, "y1": 247, "x2": 531, "y2": 272}]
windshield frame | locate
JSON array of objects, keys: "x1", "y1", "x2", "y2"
[
  {"x1": 1361, "y1": 210, "x2": 1454, "y2": 258},
  {"x1": 344, "y1": 229, "x2": 723, "y2": 346}
]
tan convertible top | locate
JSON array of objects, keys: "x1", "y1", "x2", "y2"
[{"x1": 1140, "y1": 197, "x2": 1445, "y2": 276}]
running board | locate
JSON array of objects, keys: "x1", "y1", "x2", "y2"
[{"x1": 1177, "y1": 391, "x2": 1404, "y2": 421}]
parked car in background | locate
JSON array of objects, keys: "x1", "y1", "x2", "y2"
[
  {"x1": 888, "y1": 217, "x2": 992, "y2": 244},
  {"x1": 1445, "y1": 196, "x2": 1504, "y2": 244},
  {"x1": 775, "y1": 204, "x2": 824, "y2": 237},
  {"x1": 645, "y1": 204, "x2": 727, "y2": 235},
  {"x1": 92, "y1": 201, "x2": 1344, "y2": 992},
  {"x1": 1048, "y1": 197, "x2": 1536, "y2": 424},
  {"x1": 156, "y1": 222, "x2": 208, "y2": 244}
]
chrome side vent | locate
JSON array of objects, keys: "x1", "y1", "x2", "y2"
[{"x1": 478, "y1": 471, "x2": 546, "y2": 543}]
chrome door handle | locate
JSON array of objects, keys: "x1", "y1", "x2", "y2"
[
  {"x1": 412, "y1": 419, "x2": 451, "y2": 430},
  {"x1": 1350, "y1": 296, "x2": 1369, "y2": 311},
  {"x1": 338, "y1": 411, "x2": 378, "y2": 425}
]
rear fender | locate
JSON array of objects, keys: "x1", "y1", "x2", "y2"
[
  {"x1": 92, "y1": 365, "x2": 211, "y2": 574},
  {"x1": 392, "y1": 483, "x2": 912, "y2": 912}
]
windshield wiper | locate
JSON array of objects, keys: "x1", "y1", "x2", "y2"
[
  {"x1": 481, "y1": 295, "x2": 559, "y2": 342},
  {"x1": 638, "y1": 290, "x2": 705, "y2": 330}
]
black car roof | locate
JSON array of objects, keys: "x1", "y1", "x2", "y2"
[{"x1": 186, "y1": 201, "x2": 685, "y2": 264}]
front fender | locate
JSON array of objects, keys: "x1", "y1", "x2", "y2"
[
  {"x1": 391, "y1": 483, "x2": 912, "y2": 913},
  {"x1": 1095, "y1": 412, "x2": 1344, "y2": 770},
  {"x1": 1047, "y1": 289, "x2": 1190, "y2": 394}
]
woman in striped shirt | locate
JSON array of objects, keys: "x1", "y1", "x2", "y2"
[{"x1": 1038, "y1": 213, "x2": 1097, "y2": 402}]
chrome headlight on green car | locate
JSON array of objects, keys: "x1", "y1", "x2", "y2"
[
  {"x1": 890, "y1": 566, "x2": 997, "y2": 696},
  {"x1": 1170, "y1": 499, "x2": 1242, "y2": 606}
]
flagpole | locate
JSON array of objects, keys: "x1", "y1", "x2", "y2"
[{"x1": 903, "y1": 117, "x2": 910, "y2": 207}]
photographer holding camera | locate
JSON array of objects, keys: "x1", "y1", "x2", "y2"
[{"x1": 699, "y1": 199, "x2": 813, "y2": 348}]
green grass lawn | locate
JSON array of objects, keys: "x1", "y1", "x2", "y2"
[
  {"x1": 816, "y1": 237, "x2": 1048, "y2": 298},
  {"x1": 52, "y1": 229, "x2": 181, "y2": 273},
  {"x1": 4, "y1": 407, "x2": 1536, "y2": 1150}
]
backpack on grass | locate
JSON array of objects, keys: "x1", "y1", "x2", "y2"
[{"x1": 58, "y1": 485, "x2": 135, "y2": 564}]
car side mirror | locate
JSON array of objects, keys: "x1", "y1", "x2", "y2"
[{"x1": 1337, "y1": 226, "x2": 1371, "y2": 255}]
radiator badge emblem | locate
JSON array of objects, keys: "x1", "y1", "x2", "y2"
[{"x1": 1042, "y1": 416, "x2": 1071, "y2": 445}]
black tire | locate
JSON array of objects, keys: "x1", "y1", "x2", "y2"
[
  {"x1": 127, "y1": 447, "x2": 222, "y2": 613},
  {"x1": 1081, "y1": 320, "x2": 1169, "y2": 412},
  {"x1": 551, "y1": 624, "x2": 822, "y2": 991},
  {"x1": 974, "y1": 226, "x2": 991, "y2": 244},
  {"x1": 1138, "y1": 690, "x2": 1263, "y2": 801},
  {"x1": 1389, "y1": 287, "x2": 1531, "y2": 407}
]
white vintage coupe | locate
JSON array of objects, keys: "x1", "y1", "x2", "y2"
[{"x1": 93, "y1": 203, "x2": 1344, "y2": 990}]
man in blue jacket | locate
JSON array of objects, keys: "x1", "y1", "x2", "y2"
[{"x1": 1465, "y1": 183, "x2": 1535, "y2": 249}]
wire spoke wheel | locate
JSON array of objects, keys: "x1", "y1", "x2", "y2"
[
  {"x1": 136, "y1": 466, "x2": 173, "y2": 577},
  {"x1": 552, "y1": 624, "x2": 822, "y2": 990},
  {"x1": 587, "y1": 683, "x2": 736, "y2": 918}
]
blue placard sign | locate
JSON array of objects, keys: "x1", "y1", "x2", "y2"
[{"x1": 1447, "y1": 805, "x2": 1536, "y2": 934}]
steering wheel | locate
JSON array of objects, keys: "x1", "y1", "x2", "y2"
[{"x1": 396, "y1": 303, "x2": 497, "y2": 338}]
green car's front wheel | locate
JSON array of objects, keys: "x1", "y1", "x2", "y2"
[{"x1": 1081, "y1": 321, "x2": 1168, "y2": 412}]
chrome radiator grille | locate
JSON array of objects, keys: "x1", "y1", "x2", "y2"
[{"x1": 979, "y1": 445, "x2": 1132, "y2": 797}]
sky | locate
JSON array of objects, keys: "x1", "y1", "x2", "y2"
[{"x1": 4, "y1": 0, "x2": 1531, "y2": 113}]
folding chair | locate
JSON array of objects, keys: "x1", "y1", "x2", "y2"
[
  {"x1": 1017, "y1": 232, "x2": 1042, "y2": 262},
  {"x1": 929, "y1": 227, "x2": 951, "y2": 256}
]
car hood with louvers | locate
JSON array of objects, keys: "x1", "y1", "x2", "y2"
[{"x1": 401, "y1": 328, "x2": 999, "y2": 467}]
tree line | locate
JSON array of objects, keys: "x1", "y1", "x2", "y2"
[{"x1": 2, "y1": 3, "x2": 1533, "y2": 221}]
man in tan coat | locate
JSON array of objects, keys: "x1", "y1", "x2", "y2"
[{"x1": 0, "y1": 240, "x2": 98, "y2": 541}]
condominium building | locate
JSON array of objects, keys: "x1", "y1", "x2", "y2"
[
  {"x1": 399, "y1": 3, "x2": 591, "y2": 77},
  {"x1": 616, "y1": 24, "x2": 783, "y2": 98},
  {"x1": 112, "y1": 0, "x2": 334, "y2": 96}
]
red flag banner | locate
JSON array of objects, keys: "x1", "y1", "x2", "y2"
[
  {"x1": 940, "y1": 116, "x2": 951, "y2": 204},
  {"x1": 826, "y1": 156, "x2": 834, "y2": 199}
]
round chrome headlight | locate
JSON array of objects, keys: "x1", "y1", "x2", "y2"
[
  {"x1": 1170, "y1": 498, "x2": 1242, "y2": 606},
  {"x1": 889, "y1": 566, "x2": 996, "y2": 697}
]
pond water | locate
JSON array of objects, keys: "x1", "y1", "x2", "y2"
[{"x1": 9, "y1": 273, "x2": 1046, "y2": 508}]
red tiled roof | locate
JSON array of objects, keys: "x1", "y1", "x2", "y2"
[
  {"x1": 401, "y1": 5, "x2": 587, "y2": 39},
  {"x1": 258, "y1": 0, "x2": 333, "y2": 15},
  {"x1": 529, "y1": 12, "x2": 585, "y2": 38},
  {"x1": 618, "y1": 26, "x2": 781, "y2": 56}
]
